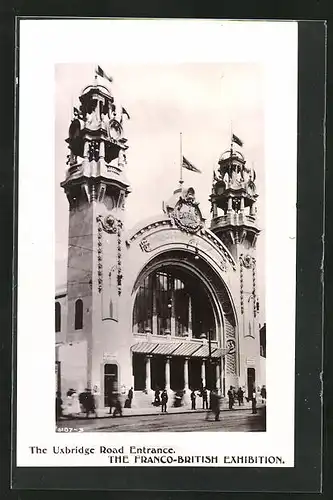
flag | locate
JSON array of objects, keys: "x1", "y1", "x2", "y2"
[
  {"x1": 95, "y1": 65, "x2": 113, "y2": 83},
  {"x1": 122, "y1": 107, "x2": 130, "y2": 120},
  {"x1": 182, "y1": 156, "x2": 201, "y2": 173},
  {"x1": 232, "y1": 133, "x2": 243, "y2": 147}
]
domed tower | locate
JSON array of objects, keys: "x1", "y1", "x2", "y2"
[
  {"x1": 60, "y1": 70, "x2": 131, "y2": 399},
  {"x1": 210, "y1": 148, "x2": 259, "y2": 259},
  {"x1": 210, "y1": 146, "x2": 261, "y2": 398}
]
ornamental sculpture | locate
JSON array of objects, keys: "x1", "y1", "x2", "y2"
[
  {"x1": 171, "y1": 188, "x2": 204, "y2": 234},
  {"x1": 97, "y1": 214, "x2": 118, "y2": 234}
]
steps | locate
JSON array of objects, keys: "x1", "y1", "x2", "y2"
[{"x1": 131, "y1": 391, "x2": 154, "y2": 409}]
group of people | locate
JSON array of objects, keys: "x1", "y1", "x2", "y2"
[
  {"x1": 107, "y1": 387, "x2": 134, "y2": 417},
  {"x1": 56, "y1": 388, "x2": 97, "y2": 420},
  {"x1": 190, "y1": 387, "x2": 209, "y2": 410},
  {"x1": 227, "y1": 385, "x2": 267, "y2": 414},
  {"x1": 56, "y1": 386, "x2": 135, "y2": 420},
  {"x1": 152, "y1": 389, "x2": 169, "y2": 412}
]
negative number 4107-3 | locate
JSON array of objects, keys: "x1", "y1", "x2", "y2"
[{"x1": 56, "y1": 427, "x2": 84, "y2": 432}]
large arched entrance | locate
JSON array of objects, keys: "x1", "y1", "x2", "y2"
[{"x1": 131, "y1": 250, "x2": 238, "y2": 396}]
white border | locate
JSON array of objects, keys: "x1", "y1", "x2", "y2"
[{"x1": 17, "y1": 19, "x2": 297, "y2": 467}]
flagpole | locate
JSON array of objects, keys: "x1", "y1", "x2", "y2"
[{"x1": 179, "y1": 132, "x2": 183, "y2": 186}]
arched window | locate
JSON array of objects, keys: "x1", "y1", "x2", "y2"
[
  {"x1": 133, "y1": 267, "x2": 215, "y2": 339},
  {"x1": 74, "y1": 299, "x2": 83, "y2": 330},
  {"x1": 55, "y1": 301, "x2": 61, "y2": 332}
]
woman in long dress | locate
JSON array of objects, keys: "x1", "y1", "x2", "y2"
[{"x1": 63, "y1": 389, "x2": 81, "y2": 417}]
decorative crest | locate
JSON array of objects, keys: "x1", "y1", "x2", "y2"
[{"x1": 170, "y1": 187, "x2": 204, "y2": 234}]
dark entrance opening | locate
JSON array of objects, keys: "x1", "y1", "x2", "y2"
[
  {"x1": 104, "y1": 363, "x2": 118, "y2": 406},
  {"x1": 189, "y1": 358, "x2": 202, "y2": 390},
  {"x1": 170, "y1": 357, "x2": 184, "y2": 391},
  {"x1": 133, "y1": 354, "x2": 146, "y2": 391},
  {"x1": 151, "y1": 356, "x2": 165, "y2": 390},
  {"x1": 205, "y1": 360, "x2": 217, "y2": 390},
  {"x1": 247, "y1": 367, "x2": 256, "y2": 400}
]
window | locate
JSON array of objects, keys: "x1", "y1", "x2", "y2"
[
  {"x1": 55, "y1": 302, "x2": 61, "y2": 332},
  {"x1": 74, "y1": 299, "x2": 83, "y2": 330},
  {"x1": 133, "y1": 267, "x2": 215, "y2": 339}
]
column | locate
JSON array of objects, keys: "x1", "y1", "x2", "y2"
[
  {"x1": 152, "y1": 275, "x2": 157, "y2": 334},
  {"x1": 184, "y1": 357, "x2": 189, "y2": 390},
  {"x1": 183, "y1": 357, "x2": 191, "y2": 407},
  {"x1": 212, "y1": 202, "x2": 218, "y2": 218},
  {"x1": 145, "y1": 355, "x2": 151, "y2": 392},
  {"x1": 216, "y1": 362, "x2": 221, "y2": 393},
  {"x1": 98, "y1": 141, "x2": 105, "y2": 175},
  {"x1": 240, "y1": 196, "x2": 245, "y2": 212},
  {"x1": 227, "y1": 196, "x2": 233, "y2": 212},
  {"x1": 170, "y1": 279, "x2": 176, "y2": 336},
  {"x1": 165, "y1": 356, "x2": 171, "y2": 391},
  {"x1": 201, "y1": 359, "x2": 206, "y2": 388},
  {"x1": 188, "y1": 295, "x2": 192, "y2": 337},
  {"x1": 250, "y1": 202, "x2": 256, "y2": 216},
  {"x1": 83, "y1": 140, "x2": 90, "y2": 175}
]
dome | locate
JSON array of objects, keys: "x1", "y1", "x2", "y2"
[
  {"x1": 218, "y1": 149, "x2": 245, "y2": 163},
  {"x1": 80, "y1": 84, "x2": 112, "y2": 98}
]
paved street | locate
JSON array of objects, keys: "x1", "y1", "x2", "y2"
[{"x1": 57, "y1": 407, "x2": 266, "y2": 433}]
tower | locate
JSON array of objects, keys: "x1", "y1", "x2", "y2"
[
  {"x1": 210, "y1": 147, "x2": 261, "y2": 395},
  {"x1": 61, "y1": 74, "x2": 131, "y2": 401}
]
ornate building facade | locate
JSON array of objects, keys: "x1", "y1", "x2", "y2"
[{"x1": 55, "y1": 75, "x2": 265, "y2": 409}]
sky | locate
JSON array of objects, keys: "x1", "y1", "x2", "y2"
[{"x1": 55, "y1": 63, "x2": 265, "y2": 319}]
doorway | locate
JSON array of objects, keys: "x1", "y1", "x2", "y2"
[
  {"x1": 104, "y1": 363, "x2": 118, "y2": 406},
  {"x1": 133, "y1": 354, "x2": 146, "y2": 391},
  {"x1": 247, "y1": 367, "x2": 256, "y2": 400},
  {"x1": 151, "y1": 356, "x2": 165, "y2": 391},
  {"x1": 189, "y1": 359, "x2": 202, "y2": 390},
  {"x1": 170, "y1": 357, "x2": 184, "y2": 391}
]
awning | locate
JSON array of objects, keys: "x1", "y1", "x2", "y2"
[
  {"x1": 131, "y1": 342, "x2": 157, "y2": 354},
  {"x1": 211, "y1": 347, "x2": 230, "y2": 358},
  {"x1": 131, "y1": 341, "x2": 230, "y2": 358},
  {"x1": 191, "y1": 345, "x2": 211, "y2": 358},
  {"x1": 172, "y1": 343, "x2": 202, "y2": 357},
  {"x1": 151, "y1": 343, "x2": 181, "y2": 355}
]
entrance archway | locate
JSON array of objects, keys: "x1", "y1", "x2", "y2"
[{"x1": 132, "y1": 249, "x2": 238, "y2": 394}]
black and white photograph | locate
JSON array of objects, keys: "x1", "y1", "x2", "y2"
[
  {"x1": 16, "y1": 19, "x2": 298, "y2": 468},
  {"x1": 55, "y1": 62, "x2": 267, "y2": 433}
]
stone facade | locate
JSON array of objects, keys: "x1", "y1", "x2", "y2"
[{"x1": 55, "y1": 75, "x2": 266, "y2": 409}]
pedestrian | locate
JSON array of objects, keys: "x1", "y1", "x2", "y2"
[
  {"x1": 83, "y1": 388, "x2": 97, "y2": 418},
  {"x1": 252, "y1": 388, "x2": 257, "y2": 414},
  {"x1": 161, "y1": 389, "x2": 168, "y2": 413},
  {"x1": 71, "y1": 389, "x2": 81, "y2": 416},
  {"x1": 190, "y1": 390, "x2": 196, "y2": 410},
  {"x1": 173, "y1": 391, "x2": 183, "y2": 407},
  {"x1": 260, "y1": 385, "x2": 266, "y2": 404},
  {"x1": 202, "y1": 387, "x2": 208, "y2": 409},
  {"x1": 55, "y1": 391, "x2": 63, "y2": 420},
  {"x1": 112, "y1": 393, "x2": 123, "y2": 417},
  {"x1": 210, "y1": 388, "x2": 221, "y2": 421},
  {"x1": 125, "y1": 387, "x2": 133, "y2": 408},
  {"x1": 237, "y1": 386, "x2": 244, "y2": 406},
  {"x1": 227, "y1": 385, "x2": 235, "y2": 410},
  {"x1": 108, "y1": 391, "x2": 116, "y2": 414},
  {"x1": 153, "y1": 388, "x2": 161, "y2": 407},
  {"x1": 62, "y1": 388, "x2": 76, "y2": 417}
]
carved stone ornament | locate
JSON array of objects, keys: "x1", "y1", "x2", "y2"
[
  {"x1": 171, "y1": 188, "x2": 204, "y2": 234},
  {"x1": 98, "y1": 214, "x2": 118, "y2": 234},
  {"x1": 226, "y1": 339, "x2": 236, "y2": 355},
  {"x1": 139, "y1": 238, "x2": 151, "y2": 252},
  {"x1": 240, "y1": 254, "x2": 253, "y2": 269}
]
